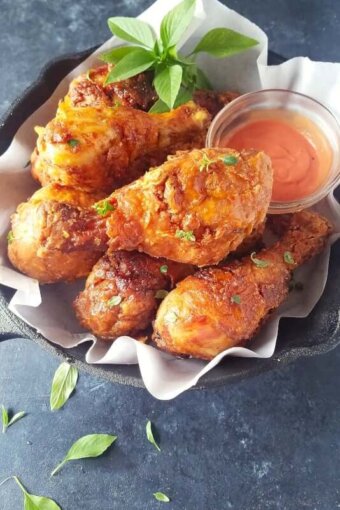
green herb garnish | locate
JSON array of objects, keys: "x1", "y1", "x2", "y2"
[
  {"x1": 146, "y1": 420, "x2": 161, "y2": 451},
  {"x1": 153, "y1": 492, "x2": 170, "y2": 503},
  {"x1": 51, "y1": 434, "x2": 117, "y2": 476},
  {"x1": 199, "y1": 152, "x2": 215, "y2": 172},
  {"x1": 223, "y1": 155, "x2": 238, "y2": 165},
  {"x1": 175, "y1": 229, "x2": 196, "y2": 242},
  {"x1": 230, "y1": 294, "x2": 241, "y2": 304},
  {"x1": 0, "y1": 476, "x2": 61, "y2": 510},
  {"x1": 101, "y1": 0, "x2": 258, "y2": 111},
  {"x1": 67, "y1": 139, "x2": 80, "y2": 148},
  {"x1": 283, "y1": 251, "x2": 295, "y2": 265},
  {"x1": 155, "y1": 290, "x2": 169, "y2": 300},
  {"x1": 2, "y1": 405, "x2": 25, "y2": 434},
  {"x1": 250, "y1": 252, "x2": 269, "y2": 268},
  {"x1": 108, "y1": 295, "x2": 122, "y2": 307},
  {"x1": 7, "y1": 230, "x2": 15, "y2": 244},
  {"x1": 93, "y1": 200, "x2": 115, "y2": 216},
  {"x1": 160, "y1": 265, "x2": 168, "y2": 274},
  {"x1": 50, "y1": 362, "x2": 78, "y2": 411}
]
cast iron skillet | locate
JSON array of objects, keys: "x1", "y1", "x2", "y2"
[{"x1": 0, "y1": 48, "x2": 339, "y2": 389}]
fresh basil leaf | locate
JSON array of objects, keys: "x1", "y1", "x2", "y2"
[
  {"x1": 108, "y1": 17, "x2": 155, "y2": 48},
  {"x1": 1, "y1": 405, "x2": 8, "y2": 433},
  {"x1": 192, "y1": 28, "x2": 258, "y2": 57},
  {"x1": 2, "y1": 406, "x2": 25, "y2": 433},
  {"x1": 100, "y1": 45, "x2": 142, "y2": 64},
  {"x1": 50, "y1": 362, "x2": 78, "y2": 411},
  {"x1": 154, "y1": 65, "x2": 183, "y2": 109},
  {"x1": 160, "y1": 0, "x2": 196, "y2": 48},
  {"x1": 149, "y1": 87, "x2": 192, "y2": 113},
  {"x1": 146, "y1": 420, "x2": 161, "y2": 451},
  {"x1": 13, "y1": 477, "x2": 61, "y2": 510},
  {"x1": 105, "y1": 49, "x2": 155, "y2": 84},
  {"x1": 8, "y1": 411, "x2": 26, "y2": 428},
  {"x1": 51, "y1": 433, "x2": 117, "y2": 476},
  {"x1": 153, "y1": 492, "x2": 170, "y2": 503}
]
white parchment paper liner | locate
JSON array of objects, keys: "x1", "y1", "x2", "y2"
[{"x1": 0, "y1": 0, "x2": 339, "y2": 400}]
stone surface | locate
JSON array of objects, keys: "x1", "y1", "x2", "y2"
[{"x1": 0, "y1": 1, "x2": 340, "y2": 509}]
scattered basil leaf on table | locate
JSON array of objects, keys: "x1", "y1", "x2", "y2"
[
  {"x1": 146, "y1": 420, "x2": 161, "y2": 451},
  {"x1": 51, "y1": 433, "x2": 117, "y2": 476},
  {"x1": 103, "y1": 0, "x2": 259, "y2": 110},
  {"x1": 2, "y1": 405, "x2": 25, "y2": 433},
  {"x1": 50, "y1": 362, "x2": 78, "y2": 411},
  {"x1": 0, "y1": 476, "x2": 61, "y2": 510},
  {"x1": 153, "y1": 491, "x2": 170, "y2": 503}
]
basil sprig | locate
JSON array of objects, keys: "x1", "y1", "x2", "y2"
[
  {"x1": 102, "y1": 0, "x2": 258, "y2": 111},
  {"x1": 50, "y1": 362, "x2": 79, "y2": 411},
  {"x1": 51, "y1": 433, "x2": 117, "y2": 476},
  {"x1": 0, "y1": 476, "x2": 61, "y2": 510},
  {"x1": 2, "y1": 405, "x2": 25, "y2": 433}
]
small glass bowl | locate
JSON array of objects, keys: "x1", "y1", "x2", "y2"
[{"x1": 206, "y1": 89, "x2": 340, "y2": 214}]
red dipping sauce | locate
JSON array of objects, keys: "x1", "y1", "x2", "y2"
[{"x1": 222, "y1": 109, "x2": 333, "y2": 202}]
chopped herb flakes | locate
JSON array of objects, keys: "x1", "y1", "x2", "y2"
[
  {"x1": 93, "y1": 200, "x2": 115, "y2": 216},
  {"x1": 250, "y1": 252, "x2": 269, "y2": 268},
  {"x1": 199, "y1": 152, "x2": 215, "y2": 172},
  {"x1": 160, "y1": 265, "x2": 168, "y2": 274},
  {"x1": 230, "y1": 294, "x2": 241, "y2": 304},
  {"x1": 7, "y1": 231, "x2": 14, "y2": 244},
  {"x1": 222, "y1": 155, "x2": 238, "y2": 165},
  {"x1": 108, "y1": 296, "x2": 122, "y2": 307},
  {"x1": 67, "y1": 139, "x2": 80, "y2": 148},
  {"x1": 283, "y1": 251, "x2": 295, "y2": 265},
  {"x1": 175, "y1": 229, "x2": 196, "y2": 242},
  {"x1": 155, "y1": 290, "x2": 169, "y2": 299}
]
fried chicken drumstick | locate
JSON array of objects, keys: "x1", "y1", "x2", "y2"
[
  {"x1": 8, "y1": 184, "x2": 108, "y2": 283},
  {"x1": 32, "y1": 100, "x2": 210, "y2": 193},
  {"x1": 106, "y1": 148, "x2": 272, "y2": 266},
  {"x1": 74, "y1": 250, "x2": 194, "y2": 339},
  {"x1": 153, "y1": 210, "x2": 332, "y2": 360},
  {"x1": 31, "y1": 64, "x2": 239, "y2": 193}
]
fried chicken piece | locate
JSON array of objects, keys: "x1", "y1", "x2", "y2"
[
  {"x1": 153, "y1": 210, "x2": 332, "y2": 360},
  {"x1": 69, "y1": 64, "x2": 238, "y2": 116},
  {"x1": 74, "y1": 250, "x2": 193, "y2": 339},
  {"x1": 106, "y1": 148, "x2": 272, "y2": 266},
  {"x1": 69, "y1": 65, "x2": 157, "y2": 110},
  {"x1": 8, "y1": 184, "x2": 108, "y2": 283},
  {"x1": 31, "y1": 99, "x2": 210, "y2": 193}
]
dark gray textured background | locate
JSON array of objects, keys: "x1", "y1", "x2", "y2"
[{"x1": 0, "y1": 1, "x2": 340, "y2": 509}]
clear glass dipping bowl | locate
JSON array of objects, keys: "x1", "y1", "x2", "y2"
[{"x1": 206, "y1": 89, "x2": 340, "y2": 214}]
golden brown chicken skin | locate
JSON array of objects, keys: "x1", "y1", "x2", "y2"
[
  {"x1": 74, "y1": 250, "x2": 194, "y2": 340},
  {"x1": 31, "y1": 100, "x2": 210, "y2": 193},
  {"x1": 69, "y1": 64, "x2": 239, "y2": 116},
  {"x1": 105, "y1": 148, "x2": 273, "y2": 266},
  {"x1": 153, "y1": 210, "x2": 332, "y2": 360},
  {"x1": 69, "y1": 65, "x2": 157, "y2": 110},
  {"x1": 8, "y1": 184, "x2": 108, "y2": 283}
]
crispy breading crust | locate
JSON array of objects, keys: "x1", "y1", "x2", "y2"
[{"x1": 153, "y1": 210, "x2": 332, "y2": 360}]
